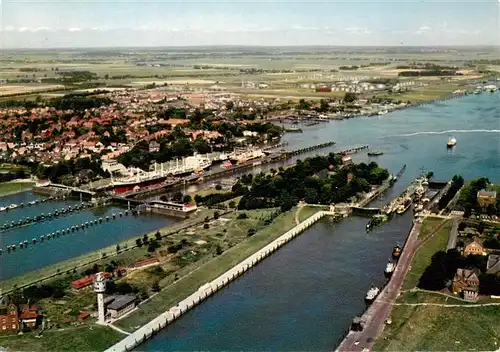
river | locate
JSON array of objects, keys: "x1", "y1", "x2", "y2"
[{"x1": 139, "y1": 92, "x2": 500, "y2": 351}]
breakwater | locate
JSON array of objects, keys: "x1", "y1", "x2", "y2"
[{"x1": 106, "y1": 210, "x2": 334, "y2": 352}]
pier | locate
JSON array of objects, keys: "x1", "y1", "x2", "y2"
[{"x1": 106, "y1": 210, "x2": 335, "y2": 352}]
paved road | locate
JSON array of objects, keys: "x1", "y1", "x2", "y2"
[
  {"x1": 446, "y1": 216, "x2": 461, "y2": 250},
  {"x1": 336, "y1": 222, "x2": 422, "y2": 352}
]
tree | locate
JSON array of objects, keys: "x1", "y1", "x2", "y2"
[
  {"x1": 142, "y1": 234, "x2": 149, "y2": 244},
  {"x1": 136, "y1": 238, "x2": 143, "y2": 247},
  {"x1": 172, "y1": 192, "x2": 183, "y2": 203},
  {"x1": 182, "y1": 195, "x2": 192, "y2": 204},
  {"x1": 116, "y1": 244, "x2": 121, "y2": 253},
  {"x1": 151, "y1": 282, "x2": 161, "y2": 293},
  {"x1": 247, "y1": 228, "x2": 256, "y2": 237},
  {"x1": 225, "y1": 101, "x2": 234, "y2": 110},
  {"x1": 228, "y1": 200, "x2": 236, "y2": 209},
  {"x1": 215, "y1": 244, "x2": 223, "y2": 255},
  {"x1": 155, "y1": 231, "x2": 162, "y2": 241},
  {"x1": 214, "y1": 211, "x2": 220, "y2": 220},
  {"x1": 343, "y1": 92, "x2": 358, "y2": 103},
  {"x1": 147, "y1": 239, "x2": 160, "y2": 252}
]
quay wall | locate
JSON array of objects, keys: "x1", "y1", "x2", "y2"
[{"x1": 105, "y1": 210, "x2": 334, "y2": 352}]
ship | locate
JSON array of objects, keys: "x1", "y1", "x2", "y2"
[
  {"x1": 109, "y1": 155, "x2": 211, "y2": 194},
  {"x1": 384, "y1": 261, "x2": 396, "y2": 277},
  {"x1": 366, "y1": 214, "x2": 389, "y2": 232},
  {"x1": 446, "y1": 136, "x2": 457, "y2": 148},
  {"x1": 229, "y1": 148, "x2": 265, "y2": 165},
  {"x1": 365, "y1": 286, "x2": 380, "y2": 303},
  {"x1": 392, "y1": 244, "x2": 402, "y2": 259},
  {"x1": 396, "y1": 197, "x2": 412, "y2": 214},
  {"x1": 367, "y1": 151, "x2": 384, "y2": 156}
]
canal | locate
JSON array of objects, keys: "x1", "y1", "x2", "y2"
[{"x1": 138, "y1": 92, "x2": 500, "y2": 350}]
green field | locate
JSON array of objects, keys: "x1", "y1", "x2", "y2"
[
  {"x1": 115, "y1": 208, "x2": 311, "y2": 332},
  {"x1": 0, "y1": 181, "x2": 34, "y2": 197},
  {"x1": 402, "y1": 217, "x2": 451, "y2": 290},
  {"x1": 374, "y1": 292, "x2": 500, "y2": 351},
  {"x1": 0, "y1": 325, "x2": 124, "y2": 352}
]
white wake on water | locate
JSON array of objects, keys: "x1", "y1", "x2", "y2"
[{"x1": 391, "y1": 129, "x2": 500, "y2": 137}]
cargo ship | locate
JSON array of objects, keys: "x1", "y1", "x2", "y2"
[
  {"x1": 367, "y1": 151, "x2": 384, "y2": 156},
  {"x1": 109, "y1": 155, "x2": 211, "y2": 194}
]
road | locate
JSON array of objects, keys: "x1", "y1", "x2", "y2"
[
  {"x1": 336, "y1": 221, "x2": 422, "y2": 352},
  {"x1": 446, "y1": 216, "x2": 461, "y2": 250}
]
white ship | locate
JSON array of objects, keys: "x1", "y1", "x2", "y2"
[
  {"x1": 384, "y1": 262, "x2": 395, "y2": 276},
  {"x1": 229, "y1": 148, "x2": 265, "y2": 164},
  {"x1": 365, "y1": 286, "x2": 380, "y2": 302},
  {"x1": 447, "y1": 136, "x2": 457, "y2": 148}
]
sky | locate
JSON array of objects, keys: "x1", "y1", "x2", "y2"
[{"x1": 0, "y1": 0, "x2": 499, "y2": 48}]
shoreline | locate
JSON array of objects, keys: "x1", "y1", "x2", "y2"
[{"x1": 0, "y1": 180, "x2": 35, "y2": 198}]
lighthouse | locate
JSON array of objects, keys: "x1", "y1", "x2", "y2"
[{"x1": 93, "y1": 272, "x2": 107, "y2": 324}]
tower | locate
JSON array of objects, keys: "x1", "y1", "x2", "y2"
[{"x1": 93, "y1": 272, "x2": 107, "y2": 324}]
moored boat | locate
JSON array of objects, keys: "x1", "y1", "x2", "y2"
[
  {"x1": 367, "y1": 151, "x2": 384, "y2": 156},
  {"x1": 365, "y1": 286, "x2": 380, "y2": 303},
  {"x1": 384, "y1": 261, "x2": 396, "y2": 277},
  {"x1": 396, "y1": 198, "x2": 412, "y2": 215},
  {"x1": 392, "y1": 244, "x2": 402, "y2": 259}
]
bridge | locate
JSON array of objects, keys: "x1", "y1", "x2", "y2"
[
  {"x1": 350, "y1": 206, "x2": 381, "y2": 216},
  {"x1": 33, "y1": 183, "x2": 96, "y2": 199}
]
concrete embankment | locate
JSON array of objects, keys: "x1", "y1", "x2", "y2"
[{"x1": 106, "y1": 210, "x2": 334, "y2": 352}]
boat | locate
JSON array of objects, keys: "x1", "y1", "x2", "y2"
[
  {"x1": 365, "y1": 286, "x2": 380, "y2": 303},
  {"x1": 110, "y1": 155, "x2": 211, "y2": 194},
  {"x1": 396, "y1": 198, "x2": 412, "y2": 214},
  {"x1": 378, "y1": 110, "x2": 388, "y2": 115},
  {"x1": 367, "y1": 151, "x2": 384, "y2": 156},
  {"x1": 8, "y1": 204, "x2": 17, "y2": 210},
  {"x1": 446, "y1": 136, "x2": 457, "y2": 148},
  {"x1": 229, "y1": 148, "x2": 265, "y2": 165},
  {"x1": 392, "y1": 245, "x2": 402, "y2": 259},
  {"x1": 384, "y1": 261, "x2": 396, "y2": 277},
  {"x1": 366, "y1": 214, "x2": 389, "y2": 232}
]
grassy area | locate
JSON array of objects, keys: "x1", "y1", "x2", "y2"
[
  {"x1": 378, "y1": 82, "x2": 464, "y2": 103},
  {"x1": 297, "y1": 206, "x2": 327, "y2": 223},
  {"x1": 402, "y1": 218, "x2": 452, "y2": 290},
  {"x1": 115, "y1": 208, "x2": 300, "y2": 332},
  {"x1": 0, "y1": 325, "x2": 124, "y2": 352},
  {"x1": 374, "y1": 294, "x2": 500, "y2": 351},
  {"x1": 0, "y1": 209, "x2": 218, "y2": 293},
  {"x1": 0, "y1": 181, "x2": 34, "y2": 197}
]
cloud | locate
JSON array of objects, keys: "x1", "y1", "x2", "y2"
[
  {"x1": 2, "y1": 25, "x2": 15, "y2": 32},
  {"x1": 18, "y1": 27, "x2": 30, "y2": 32},
  {"x1": 68, "y1": 28, "x2": 82, "y2": 32},
  {"x1": 344, "y1": 27, "x2": 371, "y2": 34},
  {"x1": 415, "y1": 26, "x2": 432, "y2": 34}
]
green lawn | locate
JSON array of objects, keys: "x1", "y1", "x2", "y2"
[
  {"x1": 373, "y1": 295, "x2": 500, "y2": 351},
  {"x1": 0, "y1": 325, "x2": 124, "y2": 352},
  {"x1": 0, "y1": 181, "x2": 34, "y2": 197},
  {"x1": 115, "y1": 209, "x2": 300, "y2": 332},
  {"x1": 297, "y1": 206, "x2": 327, "y2": 223},
  {"x1": 402, "y1": 218, "x2": 452, "y2": 290}
]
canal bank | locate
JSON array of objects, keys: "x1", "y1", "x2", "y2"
[
  {"x1": 120, "y1": 91, "x2": 498, "y2": 351},
  {"x1": 107, "y1": 211, "x2": 334, "y2": 352}
]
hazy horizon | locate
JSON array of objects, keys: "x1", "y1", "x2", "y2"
[{"x1": 1, "y1": 0, "x2": 499, "y2": 48}]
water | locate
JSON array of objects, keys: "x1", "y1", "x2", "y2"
[
  {"x1": 0, "y1": 195, "x2": 178, "y2": 280},
  {"x1": 140, "y1": 93, "x2": 500, "y2": 350}
]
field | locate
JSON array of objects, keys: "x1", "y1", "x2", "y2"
[
  {"x1": 402, "y1": 217, "x2": 451, "y2": 291},
  {"x1": 1, "y1": 47, "x2": 496, "y2": 101},
  {"x1": 373, "y1": 292, "x2": 500, "y2": 351},
  {"x1": 115, "y1": 207, "x2": 308, "y2": 332},
  {"x1": 0, "y1": 325, "x2": 124, "y2": 352}
]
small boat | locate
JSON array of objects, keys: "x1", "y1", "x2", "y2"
[
  {"x1": 384, "y1": 261, "x2": 396, "y2": 277},
  {"x1": 8, "y1": 204, "x2": 17, "y2": 209},
  {"x1": 447, "y1": 136, "x2": 457, "y2": 148},
  {"x1": 392, "y1": 245, "x2": 402, "y2": 259},
  {"x1": 367, "y1": 151, "x2": 384, "y2": 157},
  {"x1": 365, "y1": 286, "x2": 380, "y2": 303},
  {"x1": 396, "y1": 198, "x2": 412, "y2": 215}
]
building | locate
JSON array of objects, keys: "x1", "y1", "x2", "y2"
[
  {"x1": 106, "y1": 295, "x2": 137, "y2": 319},
  {"x1": 71, "y1": 272, "x2": 112, "y2": 290},
  {"x1": 487, "y1": 254, "x2": 500, "y2": 275},
  {"x1": 452, "y1": 268, "x2": 480, "y2": 301},
  {"x1": 149, "y1": 141, "x2": 160, "y2": 153},
  {"x1": 0, "y1": 296, "x2": 19, "y2": 332},
  {"x1": 477, "y1": 190, "x2": 497, "y2": 208},
  {"x1": 463, "y1": 237, "x2": 485, "y2": 257}
]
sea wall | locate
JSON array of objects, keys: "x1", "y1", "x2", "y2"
[{"x1": 105, "y1": 210, "x2": 333, "y2": 352}]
